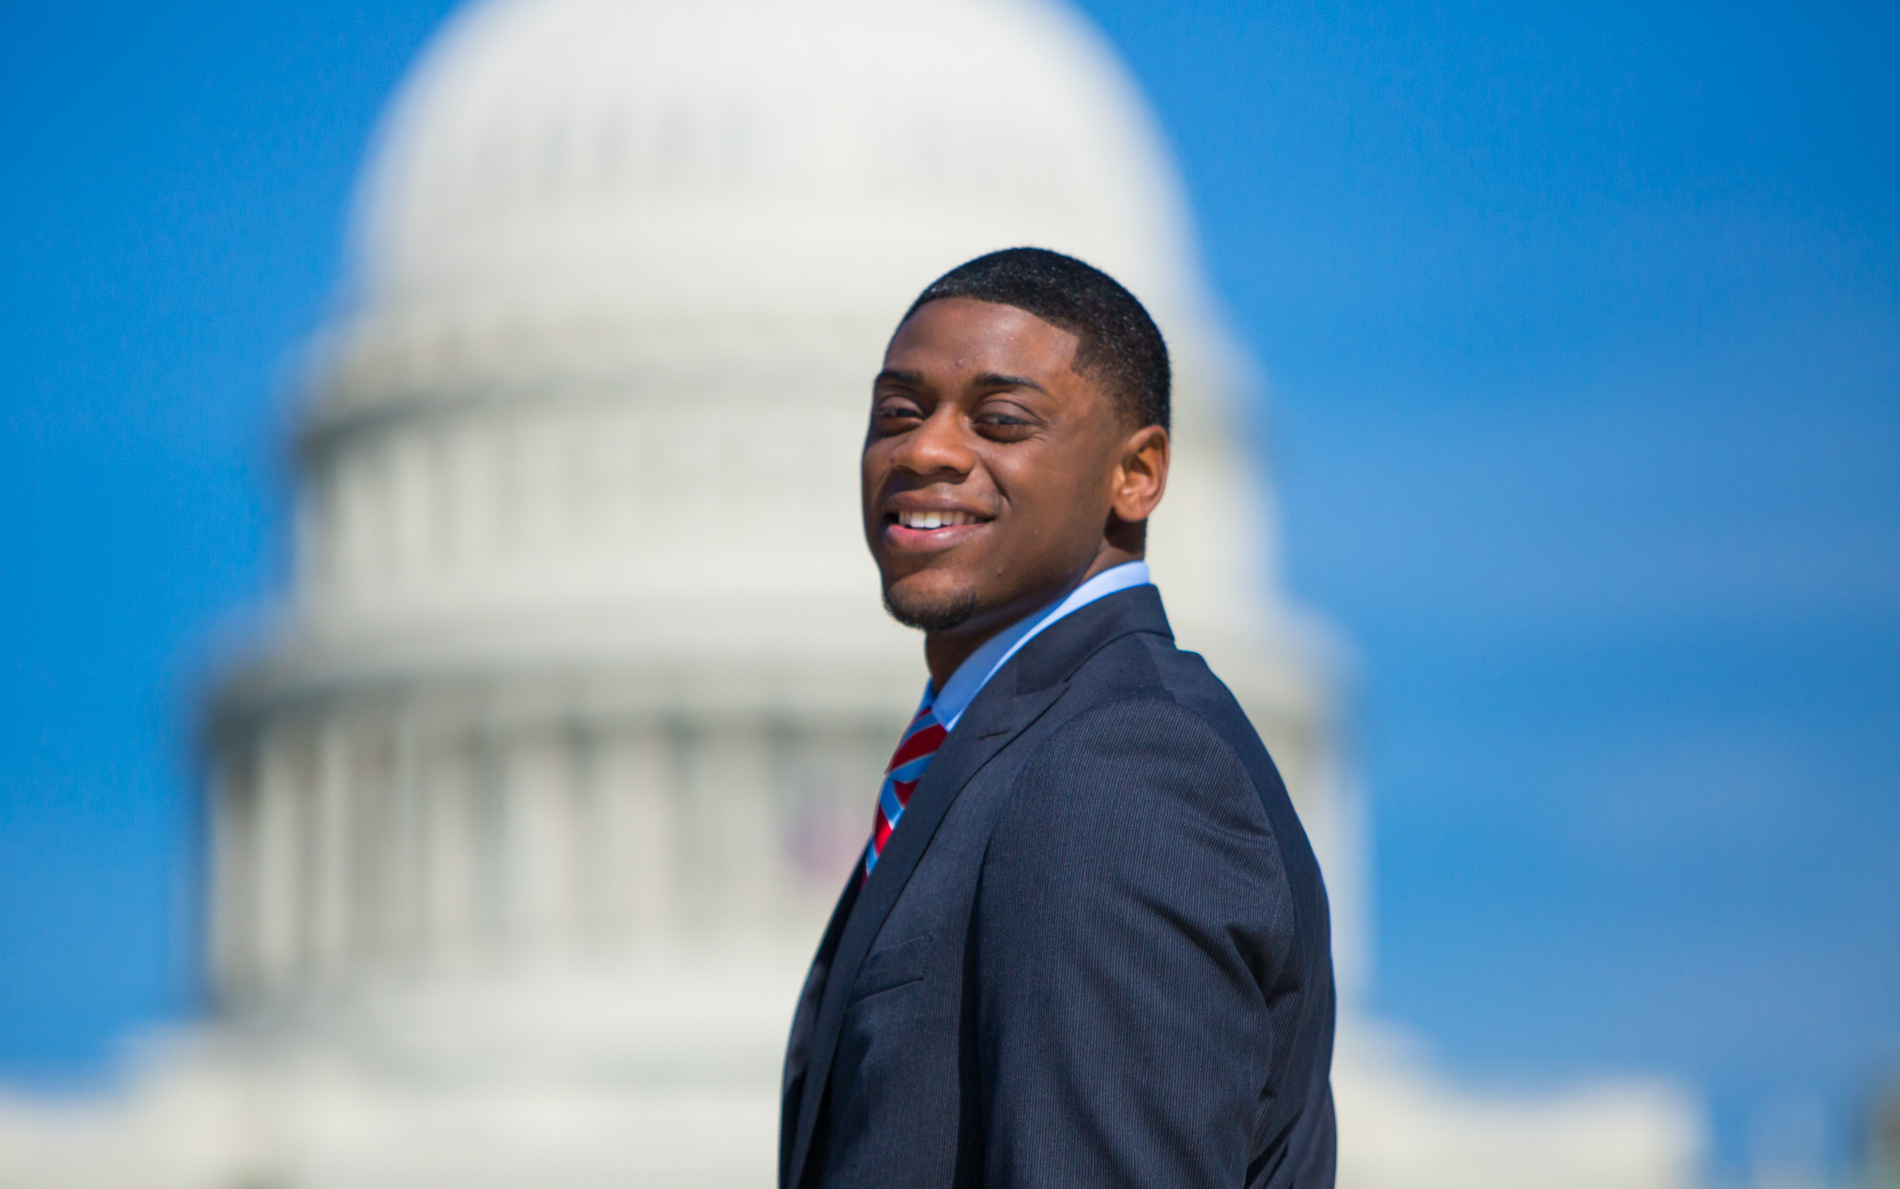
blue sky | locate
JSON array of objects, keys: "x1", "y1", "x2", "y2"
[{"x1": 4, "y1": 0, "x2": 1896, "y2": 1180}]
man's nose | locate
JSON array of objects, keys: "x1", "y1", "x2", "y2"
[{"x1": 891, "y1": 406, "x2": 974, "y2": 477}]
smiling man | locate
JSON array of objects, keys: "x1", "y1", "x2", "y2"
[{"x1": 779, "y1": 248, "x2": 1337, "y2": 1189}]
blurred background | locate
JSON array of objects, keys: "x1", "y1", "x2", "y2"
[{"x1": 3, "y1": 1, "x2": 1896, "y2": 1187}]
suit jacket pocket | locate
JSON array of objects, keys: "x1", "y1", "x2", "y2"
[{"x1": 848, "y1": 932, "x2": 934, "y2": 1003}]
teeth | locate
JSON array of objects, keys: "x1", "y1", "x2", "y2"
[{"x1": 899, "y1": 510, "x2": 975, "y2": 529}]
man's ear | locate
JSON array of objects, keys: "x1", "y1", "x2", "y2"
[{"x1": 1110, "y1": 424, "x2": 1170, "y2": 524}]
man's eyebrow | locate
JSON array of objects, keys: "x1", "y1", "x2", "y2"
[
  {"x1": 873, "y1": 369, "x2": 1050, "y2": 395},
  {"x1": 972, "y1": 372, "x2": 1049, "y2": 394}
]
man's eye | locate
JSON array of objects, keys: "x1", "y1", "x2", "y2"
[
  {"x1": 874, "y1": 404, "x2": 923, "y2": 422},
  {"x1": 977, "y1": 414, "x2": 1031, "y2": 435}
]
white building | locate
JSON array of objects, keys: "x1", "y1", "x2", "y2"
[{"x1": 0, "y1": 0, "x2": 1702, "y2": 1185}]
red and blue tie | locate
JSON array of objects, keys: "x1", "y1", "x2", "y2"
[{"x1": 864, "y1": 703, "x2": 948, "y2": 880}]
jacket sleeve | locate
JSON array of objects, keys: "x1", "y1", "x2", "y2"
[{"x1": 973, "y1": 696, "x2": 1301, "y2": 1188}]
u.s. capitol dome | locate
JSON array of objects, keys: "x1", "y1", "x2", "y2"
[{"x1": 206, "y1": 0, "x2": 1348, "y2": 1003}]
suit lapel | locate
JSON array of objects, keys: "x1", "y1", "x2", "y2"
[
  {"x1": 782, "y1": 586, "x2": 1175, "y2": 1189},
  {"x1": 779, "y1": 869, "x2": 861, "y2": 1186},
  {"x1": 784, "y1": 677, "x2": 1066, "y2": 1188}
]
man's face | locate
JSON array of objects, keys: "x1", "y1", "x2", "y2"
[{"x1": 862, "y1": 297, "x2": 1134, "y2": 638}]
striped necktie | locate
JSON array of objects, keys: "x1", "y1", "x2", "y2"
[{"x1": 864, "y1": 703, "x2": 948, "y2": 880}]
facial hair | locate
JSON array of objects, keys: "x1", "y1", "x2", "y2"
[{"x1": 882, "y1": 584, "x2": 979, "y2": 633}]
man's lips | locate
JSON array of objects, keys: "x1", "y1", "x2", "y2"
[{"x1": 880, "y1": 507, "x2": 994, "y2": 552}]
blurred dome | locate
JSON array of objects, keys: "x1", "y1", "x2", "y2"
[{"x1": 204, "y1": 0, "x2": 1343, "y2": 995}]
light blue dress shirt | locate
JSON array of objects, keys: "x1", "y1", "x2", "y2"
[{"x1": 922, "y1": 560, "x2": 1153, "y2": 732}]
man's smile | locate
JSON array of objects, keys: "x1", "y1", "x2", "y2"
[
  {"x1": 881, "y1": 502, "x2": 995, "y2": 551},
  {"x1": 894, "y1": 509, "x2": 982, "y2": 529}
]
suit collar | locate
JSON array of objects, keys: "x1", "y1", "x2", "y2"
[
  {"x1": 1004, "y1": 582, "x2": 1172, "y2": 695},
  {"x1": 782, "y1": 585, "x2": 1172, "y2": 1188},
  {"x1": 928, "y1": 561, "x2": 1154, "y2": 730}
]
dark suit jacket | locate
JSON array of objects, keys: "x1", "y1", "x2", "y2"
[{"x1": 780, "y1": 586, "x2": 1336, "y2": 1189}]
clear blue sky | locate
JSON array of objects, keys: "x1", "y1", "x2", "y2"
[{"x1": 3, "y1": 0, "x2": 1896, "y2": 1180}]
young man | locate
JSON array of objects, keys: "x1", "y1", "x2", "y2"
[{"x1": 779, "y1": 248, "x2": 1336, "y2": 1189}]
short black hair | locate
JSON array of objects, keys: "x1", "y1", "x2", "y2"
[{"x1": 900, "y1": 247, "x2": 1171, "y2": 431}]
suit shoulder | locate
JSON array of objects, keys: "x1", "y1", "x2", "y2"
[
  {"x1": 1058, "y1": 630, "x2": 1267, "y2": 761},
  {"x1": 1012, "y1": 686, "x2": 1275, "y2": 851},
  {"x1": 1126, "y1": 634, "x2": 1305, "y2": 812},
  {"x1": 986, "y1": 687, "x2": 1306, "y2": 983},
  {"x1": 1043, "y1": 627, "x2": 1331, "y2": 934}
]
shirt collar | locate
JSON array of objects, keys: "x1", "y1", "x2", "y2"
[{"x1": 922, "y1": 560, "x2": 1152, "y2": 732}]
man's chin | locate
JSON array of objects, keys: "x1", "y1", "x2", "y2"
[{"x1": 882, "y1": 583, "x2": 979, "y2": 633}]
